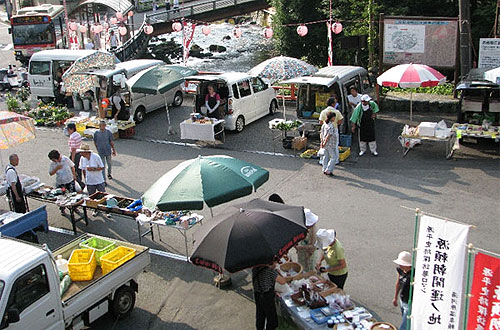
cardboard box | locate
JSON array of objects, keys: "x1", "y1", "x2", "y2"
[
  {"x1": 417, "y1": 122, "x2": 437, "y2": 137},
  {"x1": 292, "y1": 136, "x2": 307, "y2": 150}
]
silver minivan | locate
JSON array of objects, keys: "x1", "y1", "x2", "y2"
[{"x1": 283, "y1": 66, "x2": 373, "y2": 134}]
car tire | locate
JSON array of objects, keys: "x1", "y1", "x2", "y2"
[
  {"x1": 134, "y1": 106, "x2": 146, "y2": 123},
  {"x1": 269, "y1": 100, "x2": 277, "y2": 115},
  {"x1": 111, "y1": 286, "x2": 136, "y2": 319},
  {"x1": 235, "y1": 116, "x2": 245, "y2": 133},
  {"x1": 173, "y1": 91, "x2": 183, "y2": 107}
]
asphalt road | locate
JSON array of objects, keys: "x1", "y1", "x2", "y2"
[{"x1": 2, "y1": 92, "x2": 499, "y2": 329}]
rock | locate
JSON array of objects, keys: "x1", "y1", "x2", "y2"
[
  {"x1": 222, "y1": 35, "x2": 231, "y2": 41},
  {"x1": 209, "y1": 45, "x2": 227, "y2": 53}
]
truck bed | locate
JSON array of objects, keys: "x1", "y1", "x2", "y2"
[
  {"x1": 53, "y1": 234, "x2": 149, "y2": 319},
  {"x1": 0, "y1": 206, "x2": 48, "y2": 238}
]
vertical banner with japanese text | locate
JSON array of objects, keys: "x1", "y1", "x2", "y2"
[
  {"x1": 412, "y1": 215, "x2": 469, "y2": 330},
  {"x1": 466, "y1": 252, "x2": 500, "y2": 330}
]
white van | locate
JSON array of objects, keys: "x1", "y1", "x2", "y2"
[
  {"x1": 28, "y1": 49, "x2": 100, "y2": 102},
  {"x1": 186, "y1": 72, "x2": 278, "y2": 132}
]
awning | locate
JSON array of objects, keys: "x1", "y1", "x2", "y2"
[
  {"x1": 78, "y1": 0, "x2": 133, "y2": 14},
  {"x1": 281, "y1": 76, "x2": 338, "y2": 88}
]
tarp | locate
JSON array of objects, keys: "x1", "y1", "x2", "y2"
[{"x1": 484, "y1": 66, "x2": 500, "y2": 85}]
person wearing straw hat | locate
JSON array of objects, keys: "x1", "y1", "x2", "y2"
[
  {"x1": 393, "y1": 251, "x2": 412, "y2": 330},
  {"x1": 315, "y1": 229, "x2": 348, "y2": 289},
  {"x1": 294, "y1": 208, "x2": 319, "y2": 272},
  {"x1": 350, "y1": 94, "x2": 379, "y2": 156},
  {"x1": 78, "y1": 144, "x2": 106, "y2": 217}
]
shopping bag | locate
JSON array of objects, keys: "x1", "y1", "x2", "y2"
[{"x1": 317, "y1": 148, "x2": 325, "y2": 156}]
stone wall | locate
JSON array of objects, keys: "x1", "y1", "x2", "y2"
[{"x1": 379, "y1": 94, "x2": 459, "y2": 114}]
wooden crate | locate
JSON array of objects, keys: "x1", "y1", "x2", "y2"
[{"x1": 85, "y1": 192, "x2": 108, "y2": 208}]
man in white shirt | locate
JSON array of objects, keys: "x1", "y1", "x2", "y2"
[
  {"x1": 48, "y1": 149, "x2": 77, "y2": 215},
  {"x1": 78, "y1": 144, "x2": 106, "y2": 217},
  {"x1": 347, "y1": 87, "x2": 362, "y2": 109}
]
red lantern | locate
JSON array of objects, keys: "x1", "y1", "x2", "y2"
[
  {"x1": 233, "y1": 26, "x2": 242, "y2": 38},
  {"x1": 202, "y1": 25, "x2": 211, "y2": 36},
  {"x1": 332, "y1": 22, "x2": 343, "y2": 34},
  {"x1": 116, "y1": 12, "x2": 123, "y2": 20},
  {"x1": 119, "y1": 26, "x2": 127, "y2": 36},
  {"x1": 144, "y1": 24, "x2": 154, "y2": 35},
  {"x1": 297, "y1": 25, "x2": 308, "y2": 37},
  {"x1": 110, "y1": 17, "x2": 118, "y2": 25},
  {"x1": 128, "y1": 11, "x2": 134, "y2": 17},
  {"x1": 79, "y1": 24, "x2": 87, "y2": 33},
  {"x1": 172, "y1": 21, "x2": 182, "y2": 32},
  {"x1": 263, "y1": 27, "x2": 273, "y2": 39},
  {"x1": 69, "y1": 22, "x2": 77, "y2": 31}
]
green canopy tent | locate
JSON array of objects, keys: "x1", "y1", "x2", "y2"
[
  {"x1": 126, "y1": 65, "x2": 198, "y2": 133},
  {"x1": 142, "y1": 155, "x2": 269, "y2": 216}
]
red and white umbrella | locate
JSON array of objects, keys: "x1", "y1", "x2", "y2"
[{"x1": 377, "y1": 64, "x2": 446, "y2": 120}]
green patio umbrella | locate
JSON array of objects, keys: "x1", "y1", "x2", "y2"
[
  {"x1": 142, "y1": 155, "x2": 269, "y2": 214},
  {"x1": 126, "y1": 65, "x2": 198, "y2": 132}
]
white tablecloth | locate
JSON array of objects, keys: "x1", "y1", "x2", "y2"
[{"x1": 180, "y1": 119, "x2": 224, "y2": 142}]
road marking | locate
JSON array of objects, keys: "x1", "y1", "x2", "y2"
[
  {"x1": 3, "y1": 44, "x2": 12, "y2": 50},
  {"x1": 48, "y1": 226, "x2": 188, "y2": 261}
]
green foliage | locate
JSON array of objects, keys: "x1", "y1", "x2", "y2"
[
  {"x1": 15, "y1": 86, "x2": 30, "y2": 102},
  {"x1": 28, "y1": 102, "x2": 72, "y2": 126},
  {"x1": 6, "y1": 95, "x2": 20, "y2": 113},
  {"x1": 382, "y1": 83, "x2": 455, "y2": 95}
]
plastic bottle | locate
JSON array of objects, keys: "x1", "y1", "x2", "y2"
[
  {"x1": 60, "y1": 274, "x2": 72, "y2": 297},
  {"x1": 56, "y1": 255, "x2": 69, "y2": 275}
]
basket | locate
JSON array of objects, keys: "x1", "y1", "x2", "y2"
[
  {"x1": 371, "y1": 322, "x2": 397, "y2": 330},
  {"x1": 100, "y1": 246, "x2": 136, "y2": 275},
  {"x1": 68, "y1": 248, "x2": 97, "y2": 281},
  {"x1": 279, "y1": 262, "x2": 303, "y2": 281},
  {"x1": 339, "y1": 147, "x2": 351, "y2": 162},
  {"x1": 291, "y1": 291, "x2": 306, "y2": 306},
  {"x1": 79, "y1": 237, "x2": 116, "y2": 265}
]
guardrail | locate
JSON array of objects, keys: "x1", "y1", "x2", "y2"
[
  {"x1": 147, "y1": 0, "x2": 258, "y2": 23},
  {"x1": 111, "y1": 20, "x2": 151, "y2": 62}
]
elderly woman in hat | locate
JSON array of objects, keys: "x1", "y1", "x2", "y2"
[
  {"x1": 294, "y1": 208, "x2": 319, "y2": 272},
  {"x1": 315, "y1": 229, "x2": 348, "y2": 290},
  {"x1": 393, "y1": 251, "x2": 412, "y2": 330},
  {"x1": 350, "y1": 94, "x2": 379, "y2": 156}
]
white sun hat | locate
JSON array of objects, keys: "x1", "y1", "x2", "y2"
[{"x1": 393, "y1": 251, "x2": 412, "y2": 267}]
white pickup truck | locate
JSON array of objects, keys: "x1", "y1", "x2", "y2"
[{"x1": 0, "y1": 233, "x2": 150, "y2": 330}]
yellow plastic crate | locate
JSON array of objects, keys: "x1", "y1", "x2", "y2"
[
  {"x1": 79, "y1": 237, "x2": 116, "y2": 266},
  {"x1": 339, "y1": 147, "x2": 351, "y2": 162},
  {"x1": 76, "y1": 122, "x2": 87, "y2": 135},
  {"x1": 68, "y1": 248, "x2": 97, "y2": 281},
  {"x1": 100, "y1": 246, "x2": 136, "y2": 275}
]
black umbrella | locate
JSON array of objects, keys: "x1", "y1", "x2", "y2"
[{"x1": 190, "y1": 198, "x2": 307, "y2": 273}]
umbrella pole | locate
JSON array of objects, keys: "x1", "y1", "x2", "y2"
[
  {"x1": 282, "y1": 88, "x2": 286, "y2": 120},
  {"x1": 164, "y1": 95, "x2": 174, "y2": 135},
  {"x1": 210, "y1": 207, "x2": 213, "y2": 218},
  {"x1": 410, "y1": 90, "x2": 413, "y2": 122}
]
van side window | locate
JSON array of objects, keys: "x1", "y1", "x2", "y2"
[
  {"x1": 238, "y1": 80, "x2": 252, "y2": 98},
  {"x1": 232, "y1": 84, "x2": 240, "y2": 99},
  {"x1": 6, "y1": 265, "x2": 50, "y2": 314},
  {"x1": 29, "y1": 61, "x2": 50, "y2": 75},
  {"x1": 251, "y1": 77, "x2": 267, "y2": 93}
]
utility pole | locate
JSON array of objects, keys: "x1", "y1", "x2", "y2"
[
  {"x1": 494, "y1": 0, "x2": 499, "y2": 38},
  {"x1": 368, "y1": 0, "x2": 375, "y2": 69},
  {"x1": 458, "y1": 0, "x2": 472, "y2": 78}
]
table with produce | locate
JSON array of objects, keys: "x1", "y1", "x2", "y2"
[
  {"x1": 276, "y1": 261, "x2": 396, "y2": 330},
  {"x1": 399, "y1": 121, "x2": 457, "y2": 159},
  {"x1": 66, "y1": 116, "x2": 136, "y2": 139}
]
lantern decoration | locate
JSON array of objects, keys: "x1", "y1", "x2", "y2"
[
  {"x1": 172, "y1": 21, "x2": 183, "y2": 32},
  {"x1": 144, "y1": 24, "x2": 154, "y2": 35},
  {"x1": 69, "y1": 22, "x2": 78, "y2": 31},
  {"x1": 119, "y1": 26, "x2": 127, "y2": 36},
  {"x1": 297, "y1": 24, "x2": 308, "y2": 37},
  {"x1": 79, "y1": 24, "x2": 87, "y2": 33},
  {"x1": 263, "y1": 27, "x2": 273, "y2": 39},
  {"x1": 110, "y1": 17, "x2": 118, "y2": 25},
  {"x1": 128, "y1": 11, "x2": 134, "y2": 17},
  {"x1": 332, "y1": 22, "x2": 343, "y2": 34},
  {"x1": 201, "y1": 25, "x2": 211, "y2": 36},
  {"x1": 233, "y1": 26, "x2": 242, "y2": 38},
  {"x1": 116, "y1": 12, "x2": 123, "y2": 20}
]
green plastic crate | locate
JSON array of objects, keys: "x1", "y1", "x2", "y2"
[{"x1": 79, "y1": 237, "x2": 116, "y2": 266}]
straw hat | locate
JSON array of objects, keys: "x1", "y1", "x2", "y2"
[
  {"x1": 77, "y1": 143, "x2": 91, "y2": 153},
  {"x1": 315, "y1": 229, "x2": 336, "y2": 249},
  {"x1": 393, "y1": 251, "x2": 412, "y2": 267}
]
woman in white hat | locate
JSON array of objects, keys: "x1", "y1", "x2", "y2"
[
  {"x1": 315, "y1": 229, "x2": 348, "y2": 289},
  {"x1": 392, "y1": 251, "x2": 412, "y2": 330},
  {"x1": 350, "y1": 94, "x2": 379, "y2": 156},
  {"x1": 294, "y1": 208, "x2": 319, "y2": 272}
]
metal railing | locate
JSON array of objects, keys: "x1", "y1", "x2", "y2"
[
  {"x1": 111, "y1": 20, "x2": 151, "y2": 62},
  {"x1": 147, "y1": 0, "x2": 258, "y2": 23}
]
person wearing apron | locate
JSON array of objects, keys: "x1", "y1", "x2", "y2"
[
  {"x1": 5, "y1": 154, "x2": 27, "y2": 213},
  {"x1": 350, "y1": 94, "x2": 379, "y2": 156},
  {"x1": 205, "y1": 85, "x2": 221, "y2": 119}
]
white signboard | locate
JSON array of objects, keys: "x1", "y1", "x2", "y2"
[
  {"x1": 384, "y1": 24, "x2": 425, "y2": 53},
  {"x1": 478, "y1": 38, "x2": 500, "y2": 69},
  {"x1": 411, "y1": 215, "x2": 469, "y2": 330}
]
